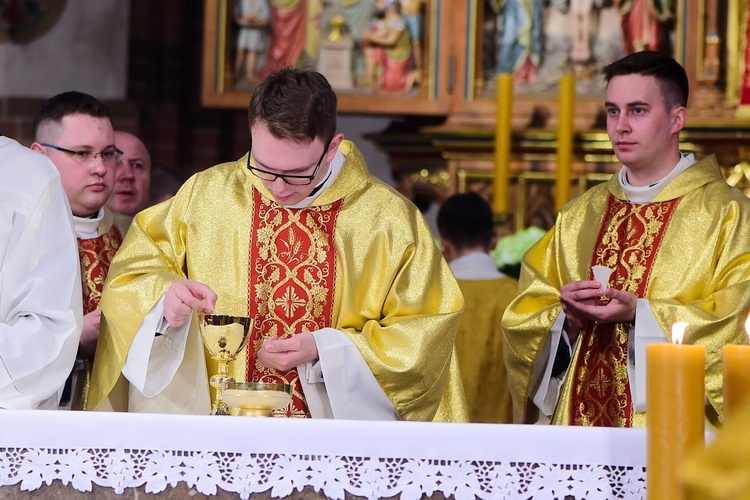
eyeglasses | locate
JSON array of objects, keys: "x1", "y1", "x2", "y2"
[
  {"x1": 41, "y1": 143, "x2": 123, "y2": 165},
  {"x1": 246, "y1": 139, "x2": 330, "y2": 186}
]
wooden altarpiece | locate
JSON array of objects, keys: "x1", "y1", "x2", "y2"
[{"x1": 202, "y1": 0, "x2": 750, "y2": 231}]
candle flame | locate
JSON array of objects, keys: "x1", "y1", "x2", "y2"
[
  {"x1": 745, "y1": 311, "x2": 750, "y2": 342},
  {"x1": 672, "y1": 322, "x2": 688, "y2": 345}
]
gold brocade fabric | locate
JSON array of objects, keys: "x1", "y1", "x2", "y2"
[
  {"x1": 246, "y1": 191, "x2": 342, "y2": 417},
  {"x1": 569, "y1": 197, "x2": 679, "y2": 427},
  {"x1": 455, "y1": 278, "x2": 517, "y2": 423},
  {"x1": 502, "y1": 156, "x2": 750, "y2": 425},
  {"x1": 88, "y1": 141, "x2": 468, "y2": 421},
  {"x1": 680, "y1": 397, "x2": 750, "y2": 499}
]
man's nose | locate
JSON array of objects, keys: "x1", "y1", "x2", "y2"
[
  {"x1": 615, "y1": 115, "x2": 630, "y2": 133},
  {"x1": 91, "y1": 156, "x2": 109, "y2": 176},
  {"x1": 116, "y1": 163, "x2": 135, "y2": 180},
  {"x1": 271, "y1": 176, "x2": 288, "y2": 190}
]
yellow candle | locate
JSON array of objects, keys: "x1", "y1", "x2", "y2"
[
  {"x1": 647, "y1": 322, "x2": 705, "y2": 500},
  {"x1": 723, "y1": 345, "x2": 750, "y2": 419},
  {"x1": 722, "y1": 312, "x2": 750, "y2": 420},
  {"x1": 555, "y1": 73, "x2": 575, "y2": 213},
  {"x1": 493, "y1": 73, "x2": 513, "y2": 214}
]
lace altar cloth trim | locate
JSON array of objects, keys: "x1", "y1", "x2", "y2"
[{"x1": 0, "y1": 448, "x2": 645, "y2": 499}]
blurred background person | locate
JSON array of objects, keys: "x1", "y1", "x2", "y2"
[
  {"x1": 107, "y1": 131, "x2": 152, "y2": 217},
  {"x1": 438, "y1": 192, "x2": 517, "y2": 423},
  {"x1": 148, "y1": 162, "x2": 187, "y2": 206}
]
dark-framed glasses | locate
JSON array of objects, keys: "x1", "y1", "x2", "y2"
[
  {"x1": 246, "y1": 139, "x2": 330, "y2": 186},
  {"x1": 41, "y1": 143, "x2": 123, "y2": 165}
]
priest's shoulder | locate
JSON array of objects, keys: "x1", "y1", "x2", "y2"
[
  {"x1": 179, "y1": 159, "x2": 246, "y2": 191},
  {"x1": 558, "y1": 179, "x2": 612, "y2": 216},
  {"x1": 360, "y1": 174, "x2": 424, "y2": 217}
]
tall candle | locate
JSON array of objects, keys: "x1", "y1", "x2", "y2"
[
  {"x1": 555, "y1": 73, "x2": 575, "y2": 213},
  {"x1": 493, "y1": 73, "x2": 513, "y2": 214},
  {"x1": 722, "y1": 311, "x2": 750, "y2": 420},
  {"x1": 647, "y1": 322, "x2": 705, "y2": 500}
]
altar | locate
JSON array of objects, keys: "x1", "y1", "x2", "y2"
[{"x1": 0, "y1": 411, "x2": 646, "y2": 499}]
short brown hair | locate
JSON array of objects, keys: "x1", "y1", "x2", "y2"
[
  {"x1": 33, "y1": 91, "x2": 112, "y2": 140},
  {"x1": 248, "y1": 68, "x2": 337, "y2": 144},
  {"x1": 603, "y1": 51, "x2": 689, "y2": 109}
]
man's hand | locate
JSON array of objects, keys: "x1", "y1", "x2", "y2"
[
  {"x1": 257, "y1": 332, "x2": 319, "y2": 372},
  {"x1": 80, "y1": 309, "x2": 102, "y2": 358},
  {"x1": 163, "y1": 279, "x2": 217, "y2": 327},
  {"x1": 559, "y1": 280, "x2": 637, "y2": 343}
]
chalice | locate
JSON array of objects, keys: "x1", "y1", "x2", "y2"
[{"x1": 198, "y1": 314, "x2": 253, "y2": 415}]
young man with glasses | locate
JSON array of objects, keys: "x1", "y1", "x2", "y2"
[
  {"x1": 89, "y1": 68, "x2": 468, "y2": 422},
  {"x1": 31, "y1": 91, "x2": 128, "y2": 409}
]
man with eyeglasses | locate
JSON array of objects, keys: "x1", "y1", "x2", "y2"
[
  {"x1": 31, "y1": 91, "x2": 128, "y2": 410},
  {"x1": 89, "y1": 68, "x2": 468, "y2": 422},
  {"x1": 0, "y1": 136, "x2": 83, "y2": 409}
]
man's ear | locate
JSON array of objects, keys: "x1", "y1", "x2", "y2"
[
  {"x1": 439, "y1": 237, "x2": 455, "y2": 262},
  {"x1": 489, "y1": 232, "x2": 499, "y2": 252},
  {"x1": 671, "y1": 106, "x2": 687, "y2": 134},
  {"x1": 30, "y1": 142, "x2": 44, "y2": 154},
  {"x1": 327, "y1": 133, "x2": 345, "y2": 161}
]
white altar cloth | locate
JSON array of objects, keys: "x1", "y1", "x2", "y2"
[{"x1": 0, "y1": 410, "x2": 646, "y2": 499}]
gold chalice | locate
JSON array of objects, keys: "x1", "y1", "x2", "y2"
[
  {"x1": 222, "y1": 381, "x2": 292, "y2": 417},
  {"x1": 198, "y1": 314, "x2": 252, "y2": 415}
]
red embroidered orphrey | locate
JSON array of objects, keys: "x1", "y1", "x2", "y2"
[
  {"x1": 246, "y1": 190, "x2": 342, "y2": 417},
  {"x1": 568, "y1": 196, "x2": 680, "y2": 427}
]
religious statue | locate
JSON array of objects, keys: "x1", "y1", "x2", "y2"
[
  {"x1": 616, "y1": 0, "x2": 672, "y2": 54},
  {"x1": 359, "y1": 0, "x2": 417, "y2": 92},
  {"x1": 233, "y1": 0, "x2": 271, "y2": 88}
]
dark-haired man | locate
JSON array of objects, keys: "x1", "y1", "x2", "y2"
[
  {"x1": 438, "y1": 192, "x2": 516, "y2": 423},
  {"x1": 503, "y1": 51, "x2": 750, "y2": 427},
  {"x1": 89, "y1": 68, "x2": 467, "y2": 421},
  {"x1": 32, "y1": 91, "x2": 127, "y2": 409}
]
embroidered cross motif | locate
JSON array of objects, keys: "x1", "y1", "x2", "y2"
[{"x1": 275, "y1": 285, "x2": 307, "y2": 318}]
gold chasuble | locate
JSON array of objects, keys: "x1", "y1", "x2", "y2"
[
  {"x1": 455, "y1": 278, "x2": 517, "y2": 423},
  {"x1": 503, "y1": 156, "x2": 750, "y2": 426},
  {"x1": 89, "y1": 141, "x2": 468, "y2": 421}
]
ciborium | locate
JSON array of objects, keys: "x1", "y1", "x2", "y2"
[
  {"x1": 198, "y1": 314, "x2": 252, "y2": 415},
  {"x1": 222, "y1": 381, "x2": 292, "y2": 417}
]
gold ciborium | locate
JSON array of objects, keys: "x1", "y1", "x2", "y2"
[
  {"x1": 198, "y1": 314, "x2": 252, "y2": 415},
  {"x1": 223, "y1": 381, "x2": 292, "y2": 417}
]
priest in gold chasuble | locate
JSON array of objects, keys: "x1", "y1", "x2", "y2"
[
  {"x1": 437, "y1": 192, "x2": 517, "y2": 423},
  {"x1": 88, "y1": 68, "x2": 468, "y2": 421},
  {"x1": 502, "y1": 52, "x2": 750, "y2": 427}
]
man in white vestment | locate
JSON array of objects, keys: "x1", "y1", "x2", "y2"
[
  {"x1": 89, "y1": 68, "x2": 468, "y2": 421},
  {"x1": 0, "y1": 136, "x2": 83, "y2": 409}
]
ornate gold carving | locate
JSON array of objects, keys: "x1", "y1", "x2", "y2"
[{"x1": 726, "y1": 161, "x2": 750, "y2": 196}]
